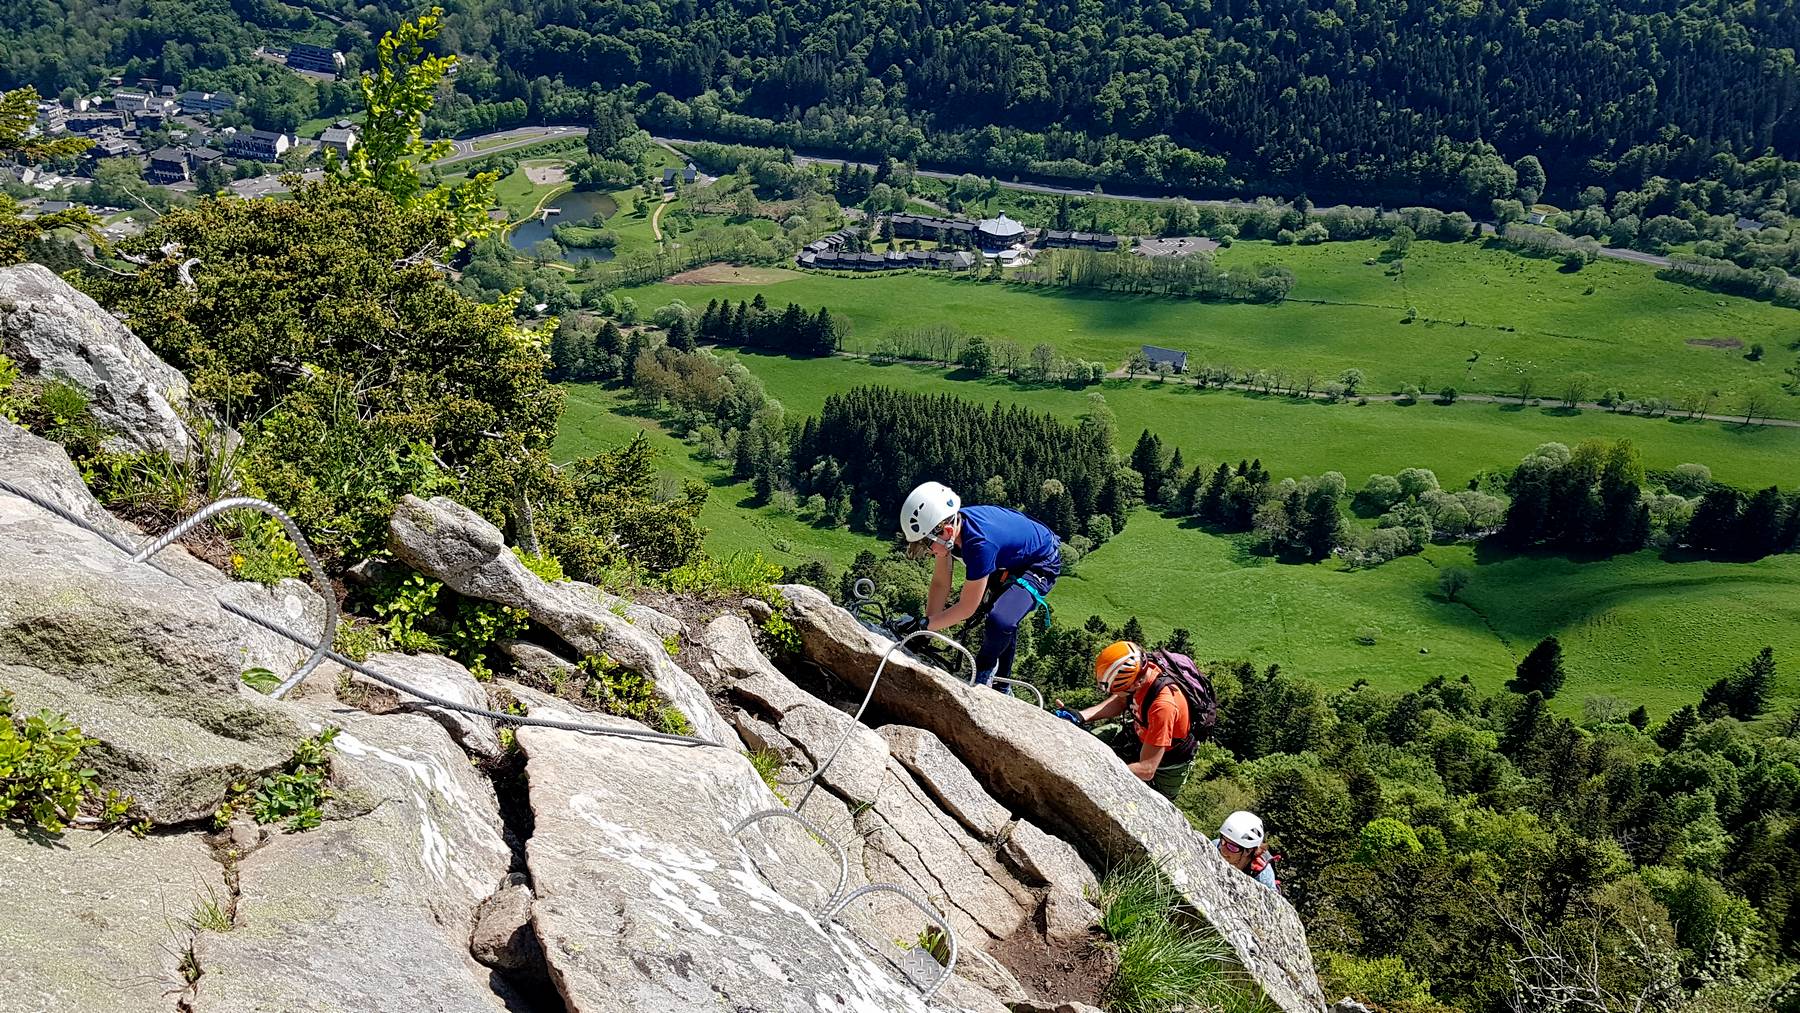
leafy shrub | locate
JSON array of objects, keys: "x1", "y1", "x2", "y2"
[
  {"x1": 0, "y1": 690, "x2": 100, "y2": 834},
  {"x1": 444, "y1": 597, "x2": 530, "y2": 679},
  {"x1": 230, "y1": 512, "x2": 304, "y2": 585},
  {"x1": 1316, "y1": 951, "x2": 1443, "y2": 1012},
  {"x1": 371, "y1": 572, "x2": 446, "y2": 653},
  {"x1": 216, "y1": 727, "x2": 338, "y2": 832},
  {"x1": 572, "y1": 654, "x2": 689, "y2": 734},
  {"x1": 85, "y1": 178, "x2": 563, "y2": 570},
  {"x1": 512, "y1": 546, "x2": 565, "y2": 582},
  {"x1": 333, "y1": 619, "x2": 383, "y2": 662}
]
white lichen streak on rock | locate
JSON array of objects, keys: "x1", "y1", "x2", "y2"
[
  {"x1": 571, "y1": 793, "x2": 728, "y2": 938},
  {"x1": 329, "y1": 725, "x2": 509, "y2": 899}
]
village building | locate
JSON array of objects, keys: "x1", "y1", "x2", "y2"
[
  {"x1": 228, "y1": 129, "x2": 293, "y2": 162},
  {"x1": 145, "y1": 146, "x2": 192, "y2": 184},
  {"x1": 177, "y1": 91, "x2": 238, "y2": 116},
  {"x1": 976, "y1": 213, "x2": 1028, "y2": 248},
  {"x1": 1040, "y1": 229, "x2": 1122, "y2": 251},
  {"x1": 318, "y1": 121, "x2": 359, "y2": 156},
  {"x1": 890, "y1": 214, "x2": 979, "y2": 242},
  {"x1": 286, "y1": 43, "x2": 344, "y2": 76},
  {"x1": 1141, "y1": 344, "x2": 1188, "y2": 373}
]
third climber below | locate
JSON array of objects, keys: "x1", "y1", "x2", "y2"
[{"x1": 898, "y1": 481, "x2": 1060, "y2": 689}]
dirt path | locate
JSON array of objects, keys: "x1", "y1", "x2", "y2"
[{"x1": 650, "y1": 193, "x2": 675, "y2": 241}]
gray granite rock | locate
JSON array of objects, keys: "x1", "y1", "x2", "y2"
[
  {"x1": 509, "y1": 689, "x2": 998, "y2": 1012},
  {"x1": 1001, "y1": 821, "x2": 1098, "y2": 898},
  {"x1": 190, "y1": 709, "x2": 513, "y2": 1013},
  {"x1": 0, "y1": 829, "x2": 221, "y2": 1013},
  {"x1": 0, "y1": 263, "x2": 194, "y2": 458},
  {"x1": 388, "y1": 495, "x2": 731, "y2": 745},
  {"x1": 779, "y1": 583, "x2": 1326, "y2": 1013},
  {"x1": 469, "y1": 877, "x2": 542, "y2": 974},
  {"x1": 350, "y1": 651, "x2": 502, "y2": 759},
  {"x1": 882, "y1": 725, "x2": 1013, "y2": 842}
]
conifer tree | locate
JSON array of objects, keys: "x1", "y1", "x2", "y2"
[
  {"x1": 1511, "y1": 637, "x2": 1567, "y2": 698},
  {"x1": 1655, "y1": 704, "x2": 1699, "y2": 750}
]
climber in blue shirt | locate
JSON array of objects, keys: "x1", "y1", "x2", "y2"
[{"x1": 899, "y1": 481, "x2": 1061, "y2": 689}]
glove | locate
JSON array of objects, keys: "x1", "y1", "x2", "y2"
[
  {"x1": 1054, "y1": 708, "x2": 1088, "y2": 728},
  {"x1": 891, "y1": 615, "x2": 927, "y2": 638}
]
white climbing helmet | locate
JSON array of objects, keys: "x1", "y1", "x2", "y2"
[
  {"x1": 900, "y1": 481, "x2": 961, "y2": 543},
  {"x1": 1219, "y1": 811, "x2": 1265, "y2": 850}
]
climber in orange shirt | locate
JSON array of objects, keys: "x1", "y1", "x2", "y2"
[{"x1": 1055, "y1": 640, "x2": 1217, "y2": 800}]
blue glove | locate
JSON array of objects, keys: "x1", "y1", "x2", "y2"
[{"x1": 1055, "y1": 708, "x2": 1087, "y2": 728}]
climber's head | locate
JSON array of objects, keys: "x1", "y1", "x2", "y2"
[
  {"x1": 1094, "y1": 640, "x2": 1148, "y2": 695},
  {"x1": 1218, "y1": 811, "x2": 1265, "y2": 868},
  {"x1": 900, "y1": 481, "x2": 960, "y2": 558}
]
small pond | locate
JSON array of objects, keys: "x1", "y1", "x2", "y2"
[{"x1": 508, "y1": 189, "x2": 619, "y2": 262}]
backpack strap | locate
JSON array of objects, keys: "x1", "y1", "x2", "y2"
[{"x1": 1133, "y1": 669, "x2": 1198, "y2": 765}]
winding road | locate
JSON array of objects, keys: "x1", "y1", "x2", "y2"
[{"x1": 225, "y1": 124, "x2": 1672, "y2": 271}]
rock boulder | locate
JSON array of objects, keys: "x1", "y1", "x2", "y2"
[
  {"x1": 779, "y1": 584, "x2": 1326, "y2": 1013},
  {"x1": 191, "y1": 709, "x2": 514, "y2": 1012},
  {"x1": 387, "y1": 495, "x2": 730, "y2": 745},
  {"x1": 0, "y1": 829, "x2": 222, "y2": 1013},
  {"x1": 0, "y1": 263, "x2": 194, "y2": 459},
  {"x1": 507, "y1": 685, "x2": 1003, "y2": 1013}
]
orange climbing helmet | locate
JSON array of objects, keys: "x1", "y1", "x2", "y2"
[{"x1": 1094, "y1": 640, "x2": 1146, "y2": 694}]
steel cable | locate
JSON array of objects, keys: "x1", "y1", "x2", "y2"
[{"x1": 0, "y1": 478, "x2": 962, "y2": 996}]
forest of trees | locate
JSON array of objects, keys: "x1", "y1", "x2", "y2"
[
  {"x1": 792, "y1": 551, "x2": 1800, "y2": 1013},
  {"x1": 14, "y1": 0, "x2": 1800, "y2": 211}
]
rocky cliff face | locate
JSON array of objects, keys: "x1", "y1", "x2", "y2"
[{"x1": 0, "y1": 268, "x2": 1329, "y2": 1013}]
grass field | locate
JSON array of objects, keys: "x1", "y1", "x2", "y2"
[
  {"x1": 617, "y1": 239, "x2": 1800, "y2": 418},
  {"x1": 554, "y1": 381, "x2": 1800, "y2": 719},
  {"x1": 711, "y1": 352, "x2": 1800, "y2": 489}
]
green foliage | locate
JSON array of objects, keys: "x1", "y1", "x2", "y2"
[
  {"x1": 913, "y1": 926, "x2": 951, "y2": 967},
  {"x1": 1097, "y1": 861, "x2": 1172, "y2": 941},
  {"x1": 329, "y1": 9, "x2": 497, "y2": 249},
  {"x1": 1353, "y1": 818, "x2": 1426, "y2": 865},
  {"x1": 371, "y1": 573, "x2": 445, "y2": 654},
  {"x1": 1, "y1": 86, "x2": 97, "y2": 265},
  {"x1": 240, "y1": 668, "x2": 282, "y2": 695},
  {"x1": 219, "y1": 727, "x2": 338, "y2": 833},
  {"x1": 1316, "y1": 952, "x2": 1443, "y2": 1013},
  {"x1": 538, "y1": 432, "x2": 707, "y2": 581},
  {"x1": 745, "y1": 748, "x2": 789, "y2": 803},
  {"x1": 0, "y1": 690, "x2": 99, "y2": 835},
  {"x1": 569, "y1": 654, "x2": 687, "y2": 734},
  {"x1": 443, "y1": 597, "x2": 530, "y2": 678},
  {"x1": 512, "y1": 546, "x2": 566, "y2": 582},
  {"x1": 229, "y1": 513, "x2": 304, "y2": 585},
  {"x1": 86, "y1": 177, "x2": 560, "y2": 567},
  {"x1": 333, "y1": 620, "x2": 383, "y2": 663},
  {"x1": 1511, "y1": 637, "x2": 1568, "y2": 699},
  {"x1": 1096, "y1": 861, "x2": 1243, "y2": 1013},
  {"x1": 660, "y1": 551, "x2": 782, "y2": 600}
]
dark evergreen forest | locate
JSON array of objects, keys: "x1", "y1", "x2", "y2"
[{"x1": 10, "y1": 0, "x2": 1800, "y2": 205}]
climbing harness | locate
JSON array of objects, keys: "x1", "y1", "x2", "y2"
[{"x1": 0, "y1": 479, "x2": 959, "y2": 998}]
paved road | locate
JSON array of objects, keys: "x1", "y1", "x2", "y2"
[
  {"x1": 227, "y1": 125, "x2": 586, "y2": 199},
  {"x1": 221, "y1": 124, "x2": 1674, "y2": 271},
  {"x1": 443, "y1": 124, "x2": 582, "y2": 163}
]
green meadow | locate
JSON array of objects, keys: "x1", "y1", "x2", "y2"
[
  {"x1": 709, "y1": 352, "x2": 1800, "y2": 489},
  {"x1": 555, "y1": 381, "x2": 1800, "y2": 719},
  {"x1": 618, "y1": 238, "x2": 1800, "y2": 418}
]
